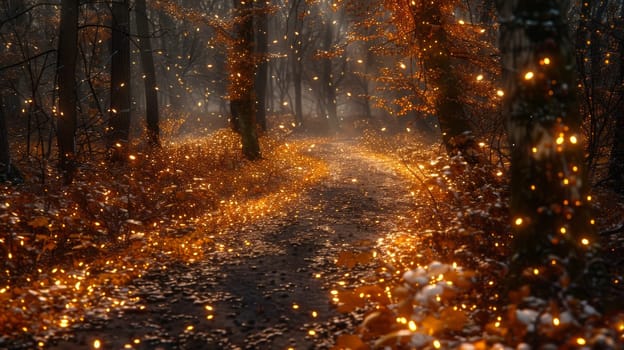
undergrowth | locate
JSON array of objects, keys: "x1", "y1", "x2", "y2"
[
  {"x1": 331, "y1": 130, "x2": 623, "y2": 350},
  {"x1": 0, "y1": 127, "x2": 328, "y2": 343}
]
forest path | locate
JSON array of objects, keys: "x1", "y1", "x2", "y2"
[{"x1": 49, "y1": 137, "x2": 418, "y2": 350}]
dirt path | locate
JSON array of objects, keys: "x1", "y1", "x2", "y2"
[{"x1": 47, "y1": 139, "x2": 417, "y2": 350}]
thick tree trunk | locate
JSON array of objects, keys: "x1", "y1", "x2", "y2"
[
  {"x1": 108, "y1": 0, "x2": 132, "y2": 162},
  {"x1": 56, "y1": 0, "x2": 79, "y2": 184},
  {"x1": 254, "y1": 1, "x2": 269, "y2": 132},
  {"x1": 413, "y1": 3, "x2": 480, "y2": 164},
  {"x1": 229, "y1": 0, "x2": 260, "y2": 160},
  {"x1": 135, "y1": 0, "x2": 160, "y2": 147},
  {"x1": 497, "y1": 0, "x2": 596, "y2": 294}
]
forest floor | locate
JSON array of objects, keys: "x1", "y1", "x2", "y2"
[
  {"x1": 2, "y1": 137, "x2": 420, "y2": 349},
  {"x1": 2, "y1": 131, "x2": 622, "y2": 350}
]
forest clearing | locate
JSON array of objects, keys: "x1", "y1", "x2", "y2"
[{"x1": 1, "y1": 0, "x2": 623, "y2": 349}]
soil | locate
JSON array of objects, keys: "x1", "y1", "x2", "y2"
[{"x1": 42, "y1": 138, "x2": 417, "y2": 350}]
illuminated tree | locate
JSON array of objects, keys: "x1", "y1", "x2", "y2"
[
  {"x1": 107, "y1": 0, "x2": 132, "y2": 162},
  {"x1": 56, "y1": 0, "x2": 79, "y2": 183},
  {"x1": 229, "y1": 0, "x2": 260, "y2": 160},
  {"x1": 135, "y1": 0, "x2": 160, "y2": 147},
  {"x1": 497, "y1": 0, "x2": 596, "y2": 294},
  {"x1": 357, "y1": 0, "x2": 495, "y2": 161},
  {"x1": 0, "y1": 93, "x2": 22, "y2": 183}
]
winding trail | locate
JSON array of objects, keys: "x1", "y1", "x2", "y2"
[{"x1": 49, "y1": 138, "x2": 417, "y2": 350}]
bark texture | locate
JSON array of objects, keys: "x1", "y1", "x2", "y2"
[
  {"x1": 497, "y1": 0, "x2": 596, "y2": 294},
  {"x1": 108, "y1": 0, "x2": 132, "y2": 162},
  {"x1": 135, "y1": 0, "x2": 160, "y2": 147},
  {"x1": 229, "y1": 0, "x2": 260, "y2": 160}
]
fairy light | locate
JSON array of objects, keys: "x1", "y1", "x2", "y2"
[
  {"x1": 576, "y1": 338, "x2": 586, "y2": 346},
  {"x1": 524, "y1": 71, "x2": 534, "y2": 80}
]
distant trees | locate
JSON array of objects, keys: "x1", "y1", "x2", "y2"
[
  {"x1": 497, "y1": 0, "x2": 596, "y2": 294},
  {"x1": 254, "y1": 0, "x2": 269, "y2": 132}
]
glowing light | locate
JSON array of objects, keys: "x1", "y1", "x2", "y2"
[
  {"x1": 553, "y1": 317, "x2": 560, "y2": 326},
  {"x1": 541, "y1": 57, "x2": 551, "y2": 65},
  {"x1": 399, "y1": 63, "x2": 406, "y2": 69},
  {"x1": 93, "y1": 339, "x2": 101, "y2": 349},
  {"x1": 581, "y1": 238, "x2": 590, "y2": 246},
  {"x1": 308, "y1": 330, "x2": 316, "y2": 336},
  {"x1": 408, "y1": 320, "x2": 417, "y2": 331},
  {"x1": 576, "y1": 338, "x2": 586, "y2": 346},
  {"x1": 433, "y1": 340, "x2": 441, "y2": 349},
  {"x1": 559, "y1": 227, "x2": 566, "y2": 234},
  {"x1": 570, "y1": 135, "x2": 578, "y2": 144},
  {"x1": 514, "y1": 217, "x2": 523, "y2": 226},
  {"x1": 524, "y1": 71, "x2": 534, "y2": 80},
  {"x1": 496, "y1": 90, "x2": 504, "y2": 97},
  {"x1": 533, "y1": 268, "x2": 539, "y2": 275},
  {"x1": 476, "y1": 74, "x2": 483, "y2": 81},
  {"x1": 556, "y1": 134, "x2": 565, "y2": 145}
]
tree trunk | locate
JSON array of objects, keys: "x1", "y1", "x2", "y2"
[
  {"x1": 135, "y1": 0, "x2": 160, "y2": 147},
  {"x1": 414, "y1": 4, "x2": 480, "y2": 164},
  {"x1": 230, "y1": 0, "x2": 260, "y2": 160},
  {"x1": 292, "y1": 56, "x2": 304, "y2": 127},
  {"x1": 254, "y1": 1, "x2": 269, "y2": 132},
  {"x1": 497, "y1": 0, "x2": 596, "y2": 295},
  {"x1": 56, "y1": 0, "x2": 79, "y2": 184},
  {"x1": 0, "y1": 94, "x2": 22, "y2": 183},
  {"x1": 321, "y1": 19, "x2": 339, "y2": 131},
  {"x1": 108, "y1": 0, "x2": 132, "y2": 162}
]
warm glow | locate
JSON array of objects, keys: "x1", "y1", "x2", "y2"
[{"x1": 524, "y1": 71, "x2": 534, "y2": 80}]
